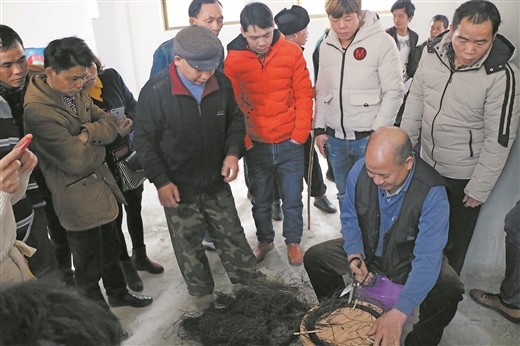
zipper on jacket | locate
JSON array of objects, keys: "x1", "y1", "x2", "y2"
[
  {"x1": 339, "y1": 48, "x2": 348, "y2": 139},
  {"x1": 430, "y1": 69, "x2": 454, "y2": 168},
  {"x1": 198, "y1": 105, "x2": 201, "y2": 116},
  {"x1": 469, "y1": 130, "x2": 474, "y2": 157}
]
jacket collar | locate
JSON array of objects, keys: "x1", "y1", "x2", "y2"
[
  {"x1": 429, "y1": 31, "x2": 516, "y2": 74},
  {"x1": 168, "y1": 64, "x2": 219, "y2": 99},
  {"x1": 25, "y1": 73, "x2": 88, "y2": 120}
]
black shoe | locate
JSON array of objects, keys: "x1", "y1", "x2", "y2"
[
  {"x1": 271, "y1": 202, "x2": 283, "y2": 221},
  {"x1": 313, "y1": 197, "x2": 337, "y2": 214},
  {"x1": 108, "y1": 292, "x2": 153, "y2": 308},
  {"x1": 132, "y1": 245, "x2": 164, "y2": 274}
]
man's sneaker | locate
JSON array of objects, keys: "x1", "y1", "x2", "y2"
[
  {"x1": 470, "y1": 289, "x2": 520, "y2": 324},
  {"x1": 202, "y1": 239, "x2": 216, "y2": 251},
  {"x1": 253, "y1": 241, "x2": 274, "y2": 263},
  {"x1": 271, "y1": 202, "x2": 283, "y2": 221},
  {"x1": 287, "y1": 243, "x2": 304, "y2": 266}
]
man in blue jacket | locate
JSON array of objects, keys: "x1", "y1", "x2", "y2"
[
  {"x1": 149, "y1": 0, "x2": 224, "y2": 77},
  {"x1": 304, "y1": 127, "x2": 463, "y2": 346}
]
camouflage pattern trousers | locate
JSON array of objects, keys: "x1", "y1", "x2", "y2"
[{"x1": 164, "y1": 184, "x2": 260, "y2": 296}]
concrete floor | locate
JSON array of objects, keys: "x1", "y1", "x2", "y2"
[{"x1": 115, "y1": 156, "x2": 519, "y2": 346}]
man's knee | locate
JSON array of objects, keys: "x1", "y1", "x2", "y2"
[
  {"x1": 303, "y1": 238, "x2": 347, "y2": 271},
  {"x1": 435, "y1": 260, "x2": 465, "y2": 303},
  {"x1": 303, "y1": 243, "x2": 321, "y2": 269}
]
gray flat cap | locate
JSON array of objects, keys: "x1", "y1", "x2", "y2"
[{"x1": 174, "y1": 25, "x2": 222, "y2": 71}]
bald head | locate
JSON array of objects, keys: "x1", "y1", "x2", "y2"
[
  {"x1": 365, "y1": 127, "x2": 413, "y2": 194},
  {"x1": 367, "y1": 127, "x2": 412, "y2": 167}
]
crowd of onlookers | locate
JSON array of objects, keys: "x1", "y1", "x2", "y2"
[{"x1": 0, "y1": 0, "x2": 518, "y2": 344}]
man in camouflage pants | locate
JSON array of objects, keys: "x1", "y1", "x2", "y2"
[{"x1": 135, "y1": 25, "x2": 261, "y2": 297}]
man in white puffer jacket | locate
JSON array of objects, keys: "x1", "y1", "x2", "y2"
[
  {"x1": 314, "y1": 0, "x2": 405, "y2": 209},
  {"x1": 401, "y1": 0, "x2": 520, "y2": 275}
]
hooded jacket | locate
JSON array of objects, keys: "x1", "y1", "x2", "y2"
[
  {"x1": 401, "y1": 32, "x2": 519, "y2": 203},
  {"x1": 224, "y1": 29, "x2": 313, "y2": 146},
  {"x1": 314, "y1": 10, "x2": 405, "y2": 140},
  {"x1": 23, "y1": 73, "x2": 124, "y2": 231}
]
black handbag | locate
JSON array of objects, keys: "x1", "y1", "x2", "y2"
[{"x1": 110, "y1": 140, "x2": 146, "y2": 192}]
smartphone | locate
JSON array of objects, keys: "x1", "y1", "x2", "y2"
[
  {"x1": 19, "y1": 137, "x2": 32, "y2": 151},
  {"x1": 109, "y1": 106, "x2": 125, "y2": 122}
]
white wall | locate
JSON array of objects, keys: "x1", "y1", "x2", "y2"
[
  {"x1": 1, "y1": 0, "x2": 519, "y2": 277},
  {"x1": 0, "y1": 0, "x2": 98, "y2": 55}
]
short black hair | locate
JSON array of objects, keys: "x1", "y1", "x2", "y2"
[
  {"x1": 452, "y1": 0, "x2": 501, "y2": 36},
  {"x1": 0, "y1": 25, "x2": 24, "y2": 52},
  {"x1": 44, "y1": 36, "x2": 96, "y2": 74},
  {"x1": 431, "y1": 14, "x2": 449, "y2": 29},
  {"x1": 390, "y1": 0, "x2": 415, "y2": 18},
  {"x1": 240, "y1": 2, "x2": 274, "y2": 31},
  {"x1": 0, "y1": 278, "x2": 122, "y2": 345},
  {"x1": 188, "y1": 0, "x2": 222, "y2": 18}
]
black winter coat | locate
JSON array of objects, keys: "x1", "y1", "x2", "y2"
[{"x1": 134, "y1": 66, "x2": 245, "y2": 202}]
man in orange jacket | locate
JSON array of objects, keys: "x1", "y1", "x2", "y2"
[{"x1": 224, "y1": 2, "x2": 313, "y2": 266}]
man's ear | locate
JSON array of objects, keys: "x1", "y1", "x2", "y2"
[
  {"x1": 405, "y1": 156, "x2": 414, "y2": 170},
  {"x1": 189, "y1": 17, "x2": 195, "y2": 26},
  {"x1": 240, "y1": 26, "x2": 246, "y2": 37},
  {"x1": 408, "y1": 16, "x2": 413, "y2": 23},
  {"x1": 173, "y1": 56, "x2": 182, "y2": 67},
  {"x1": 44, "y1": 67, "x2": 54, "y2": 78},
  {"x1": 449, "y1": 23, "x2": 454, "y2": 34}
]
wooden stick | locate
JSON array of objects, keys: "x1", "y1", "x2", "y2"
[
  {"x1": 307, "y1": 133, "x2": 316, "y2": 230},
  {"x1": 294, "y1": 329, "x2": 323, "y2": 336}
]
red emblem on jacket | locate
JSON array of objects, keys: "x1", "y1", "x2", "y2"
[{"x1": 354, "y1": 47, "x2": 367, "y2": 61}]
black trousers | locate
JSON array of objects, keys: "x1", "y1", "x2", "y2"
[
  {"x1": 67, "y1": 222, "x2": 127, "y2": 308},
  {"x1": 116, "y1": 184, "x2": 145, "y2": 260},
  {"x1": 304, "y1": 238, "x2": 464, "y2": 346},
  {"x1": 442, "y1": 177, "x2": 481, "y2": 275}
]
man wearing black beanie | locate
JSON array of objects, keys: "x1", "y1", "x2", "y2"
[{"x1": 274, "y1": 5, "x2": 337, "y2": 216}]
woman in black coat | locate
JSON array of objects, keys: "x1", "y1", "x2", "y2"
[{"x1": 84, "y1": 57, "x2": 163, "y2": 292}]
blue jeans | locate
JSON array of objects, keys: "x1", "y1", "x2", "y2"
[
  {"x1": 501, "y1": 200, "x2": 520, "y2": 308},
  {"x1": 326, "y1": 136, "x2": 368, "y2": 209},
  {"x1": 245, "y1": 140, "x2": 304, "y2": 244}
]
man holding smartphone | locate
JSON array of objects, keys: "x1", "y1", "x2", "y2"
[{"x1": 0, "y1": 24, "x2": 58, "y2": 278}]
